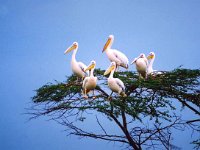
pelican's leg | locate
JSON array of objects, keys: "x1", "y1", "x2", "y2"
[
  {"x1": 92, "y1": 90, "x2": 96, "y2": 99},
  {"x1": 115, "y1": 64, "x2": 119, "y2": 72},
  {"x1": 81, "y1": 88, "x2": 84, "y2": 97},
  {"x1": 83, "y1": 89, "x2": 88, "y2": 99},
  {"x1": 108, "y1": 91, "x2": 113, "y2": 101}
]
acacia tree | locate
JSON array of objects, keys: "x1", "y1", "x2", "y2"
[{"x1": 29, "y1": 68, "x2": 200, "y2": 150}]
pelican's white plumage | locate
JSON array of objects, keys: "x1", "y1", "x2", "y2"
[
  {"x1": 147, "y1": 52, "x2": 155, "y2": 75},
  {"x1": 147, "y1": 52, "x2": 163, "y2": 75},
  {"x1": 104, "y1": 62, "x2": 126, "y2": 97},
  {"x1": 64, "y1": 42, "x2": 89, "y2": 78},
  {"x1": 131, "y1": 53, "x2": 148, "y2": 78},
  {"x1": 102, "y1": 35, "x2": 129, "y2": 69},
  {"x1": 82, "y1": 60, "x2": 97, "y2": 98}
]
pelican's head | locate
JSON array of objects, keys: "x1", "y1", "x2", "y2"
[
  {"x1": 140, "y1": 53, "x2": 146, "y2": 58},
  {"x1": 131, "y1": 53, "x2": 146, "y2": 64},
  {"x1": 84, "y1": 60, "x2": 96, "y2": 72},
  {"x1": 104, "y1": 62, "x2": 116, "y2": 75},
  {"x1": 102, "y1": 34, "x2": 114, "y2": 52},
  {"x1": 64, "y1": 42, "x2": 78, "y2": 54},
  {"x1": 147, "y1": 52, "x2": 155, "y2": 60}
]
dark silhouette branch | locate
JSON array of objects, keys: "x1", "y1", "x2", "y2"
[
  {"x1": 186, "y1": 119, "x2": 200, "y2": 124},
  {"x1": 95, "y1": 115, "x2": 107, "y2": 135}
]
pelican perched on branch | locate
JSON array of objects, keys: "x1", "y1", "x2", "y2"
[
  {"x1": 147, "y1": 52, "x2": 155, "y2": 75},
  {"x1": 147, "y1": 52, "x2": 163, "y2": 76},
  {"x1": 102, "y1": 35, "x2": 129, "y2": 70},
  {"x1": 131, "y1": 53, "x2": 148, "y2": 79},
  {"x1": 64, "y1": 42, "x2": 89, "y2": 79},
  {"x1": 82, "y1": 60, "x2": 97, "y2": 99},
  {"x1": 104, "y1": 62, "x2": 127, "y2": 98}
]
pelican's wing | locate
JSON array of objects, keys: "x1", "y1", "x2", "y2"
[
  {"x1": 78, "y1": 62, "x2": 87, "y2": 72},
  {"x1": 112, "y1": 50, "x2": 129, "y2": 64},
  {"x1": 115, "y1": 78, "x2": 125, "y2": 92},
  {"x1": 112, "y1": 50, "x2": 129, "y2": 68},
  {"x1": 78, "y1": 62, "x2": 89, "y2": 76}
]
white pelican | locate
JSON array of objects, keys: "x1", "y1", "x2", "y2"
[
  {"x1": 147, "y1": 52, "x2": 163, "y2": 75},
  {"x1": 64, "y1": 42, "x2": 89, "y2": 79},
  {"x1": 82, "y1": 60, "x2": 97, "y2": 99},
  {"x1": 102, "y1": 35, "x2": 129, "y2": 70},
  {"x1": 104, "y1": 62, "x2": 127, "y2": 98},
  {"x1": 147, "y1": 52, "x2": 155, "y2": 75},
  {"x1": 131, "y1": 53, "x2": 148, "y2": 79}
]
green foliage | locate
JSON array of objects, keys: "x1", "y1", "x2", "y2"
[
  {"x1": 32, "y1": 68, "x2": 200, "y2": 117},
  {"x1": 30, "y1": 68, "x2": 200, "y2": 149}
]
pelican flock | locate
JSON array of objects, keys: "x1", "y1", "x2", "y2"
[
  {"x1": 64, "y1": 42, "x2": 89, "y2": 79},
  {"x1": 102, "y1": 35, "x2": 129, "y2": 70},
  {"x1": 82, "y1": 60, "x2": 97, "y2": 99},
  {"x1": 104, "y1": 62, "x2": 127, "y2": 97},
  {"x1": 64, "y1": 35, "x2": 161, "y2": 99}
]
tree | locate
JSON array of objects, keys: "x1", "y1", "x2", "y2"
[{"x1": 28, "y1": 68, "x2": 200, "y2": 150}]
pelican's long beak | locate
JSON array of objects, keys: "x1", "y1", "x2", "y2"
[
  {"x1": 102, "y1": 38, "x2": 111, "y2": 52},
  {"x1": 147, "y1": 55, "x2": 154, "y2": 60},
  {"x1": 104, "y1": 65, "x2": 114, "y2": 75},
  {"x1": 131, "y1": 58, "x2": 137, "y2": 65},
  {"x1": 64, "y1": 44, "x2": 77, "y2": 54},
  {"x1": 84, "y1": 63, "x2": 95, "y2": 72}
]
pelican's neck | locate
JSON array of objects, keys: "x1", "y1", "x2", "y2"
[
  {"x1": 105, "y1": 48, "x2": 109, "y2": 55},
  {"x1": 148, "y1": 57, "x2": 155, "y2": 73},
  {"x1": 109, "y1": 69, "x2": 114, "y2": 78},
  {"x1": 90, "y1": 68, "x2": 94, "y2": 77},
  {"x1": 72, "y1": 48, "x2": 77, "y2": 62}
]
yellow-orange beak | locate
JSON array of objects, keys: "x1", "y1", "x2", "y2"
[
  {"x1": 104, "y1": 65, "x2": 115, "y2": 75},
  {"x1": 64, "y1": 44, "x2": 77, "y2": 54},
  {"x1": 147, "y1": 54, "x2": 154, "y2": 60},
  {"x1": 102, "y1": 38, "x2": 112, "y2": 52},
  {"x1": 84, "y1": 63, "x2": 95, "y2": 72},
  {"x1": 131, "y1": 58, "x2": 137, "y2": 64}
]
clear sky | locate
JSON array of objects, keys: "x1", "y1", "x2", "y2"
[{"x1": 0, "y1": 0, "x2": 199, "y2": 150}]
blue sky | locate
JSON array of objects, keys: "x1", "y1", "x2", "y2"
[{"x1": 0, "y1": 0, "x2": 200, "y2": 149}]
